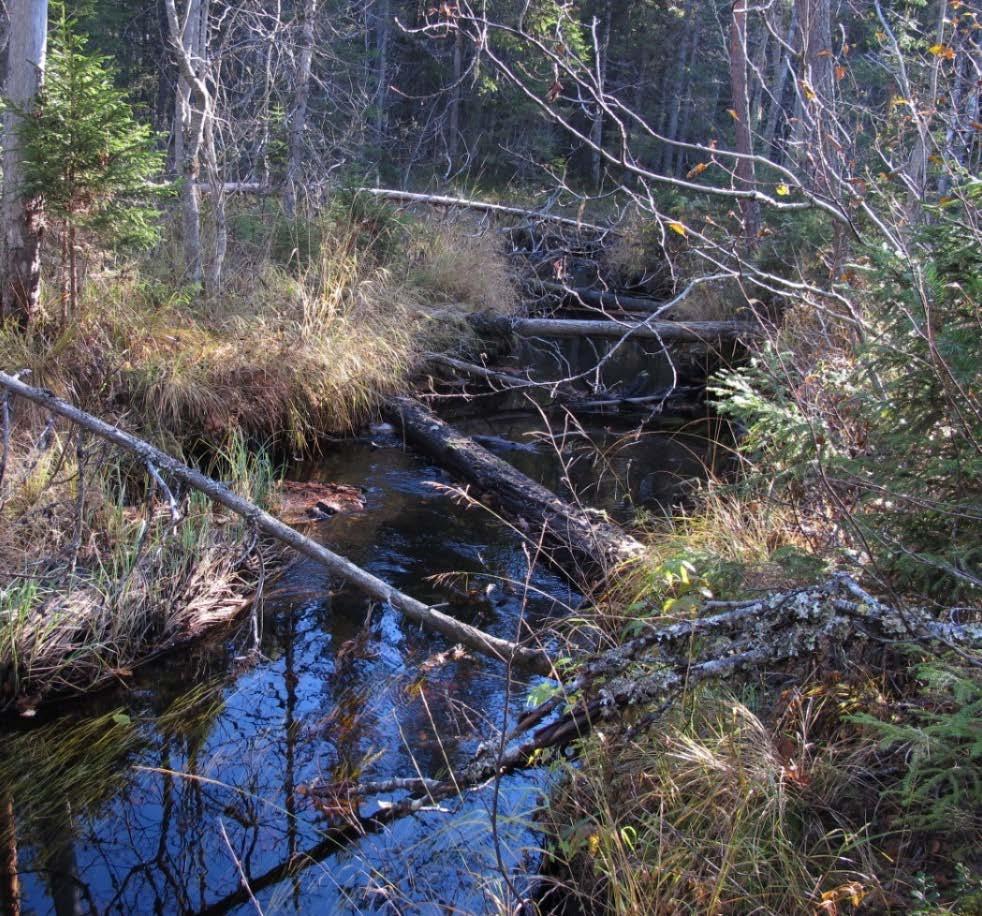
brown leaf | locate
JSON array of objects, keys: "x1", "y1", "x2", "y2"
[{"x1": 545, "y1": 80, "x2": 563, "y2": 103}]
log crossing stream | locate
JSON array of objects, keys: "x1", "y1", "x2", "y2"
[{"x1": 0, "y1": 330, "x2": 721, "y2": 913}]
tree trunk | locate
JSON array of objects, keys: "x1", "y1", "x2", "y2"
[
  {"x1": 374, "y1": 0, "x2": 391, "y2": 169},
  {"x1": 0, "y1": 0, "x2": 48, "y2": 326},
  {"x1": 284, "y1": 0, "x2": 317, "y2": 218},
  {"x1": 589, "y1": 1, "x2": 612, "y2": 188},
  {"x1": 383, "y1": 397, "x2": 642, "y2": 576},
  {"x1": 728, "y1": 0, "x2": 760, "y2": 246},
  {"x1": 167, "y1": 0, "x2": 225, "y2": 294},
  {"x1": 659, "y1": 3, "x2": 695, "y2": 176},
  {"x1": 762, "y1": 1, "x2": 798, "y2": 161},
  {"x1": 447, "y1": 28, "x2": 463, "y2": 170},
  {"x1": 169, "y1": 0, "x2": 205, "y2": 288}
]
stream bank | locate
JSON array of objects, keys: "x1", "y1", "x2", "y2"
[{"x1": 0, "y1": 403, "x2": 718, "y2": 913}]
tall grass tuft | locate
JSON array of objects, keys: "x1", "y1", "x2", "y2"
[
  {"x1": 544, "y1": 692, "x2": 881, "y2": 915},
  {"x1": 0, "y1": 429, "x2": 278, "y2": 709}
]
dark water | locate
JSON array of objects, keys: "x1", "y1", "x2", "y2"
[{"x1": 1, "y1": 410, "x2": 714, "y2": 915}]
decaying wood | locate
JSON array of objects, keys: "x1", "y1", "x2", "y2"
[
  {"x1": 358, "y1": 187, "x2": 618, "y2": 235},
  {"x1": 0, "y1": 371, "x2": 552, "y2": 674},
  {"x1": 473, "y1": 312, "x2": 764, "y2": 344},
  {"x1": 428, "y1": 354, "x2": 704, "y2": 416},
  {"x1": 384, "y1": 396, "x2": 643, "y2": 576},
  {"x1": 305, "y1": 573, "x2": 981, "y2": 814}
]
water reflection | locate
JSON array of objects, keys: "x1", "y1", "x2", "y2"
[{"x1": 4, "y1": 436, "x2": 577, "y2": 914}]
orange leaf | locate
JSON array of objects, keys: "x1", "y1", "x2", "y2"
[
  {"x1": 726, "y1": 108, "x2": 740, "y2": 121},
  {"x1": 817, "y1": 48, "x2": 833, "y2": 57},
  {"x1": 686, "y1": 161, "x2": 710, "y2": 178},
  {"x1": 834, "y1": 64, "x2": 847, "y2": 81}
]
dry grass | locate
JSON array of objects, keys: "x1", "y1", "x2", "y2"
[
  {"x1": 0, "y1": 429, "x2": 276, "y2": 710},
  {"x1": 1, "y1": 203, "x2": 519, "y2": 451},
  {"x1": 543, "y1": 689, "x2": 885, "y2": 915}
]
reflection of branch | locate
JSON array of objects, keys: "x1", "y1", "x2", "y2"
[{"x1": 0, "y1": 371, "x2": 550, "y2": 675}]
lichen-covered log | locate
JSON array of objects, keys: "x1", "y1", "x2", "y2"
[
  {"x1": 384, "y1": 396, "x2": 642, "y2": 578},
  {"x1": 305, "y1": 574, "x2": 981, "y2": 812}
]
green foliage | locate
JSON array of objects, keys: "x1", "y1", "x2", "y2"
[
  {"x1": 713, "y1": 182, "x2": 982, "y2": 601},
  {"x1": 18, "y1": 16, "x2": 165, "y2": 252},
  {"x1": 851, "y1": 655, "x2": 981, "y2": 839}
]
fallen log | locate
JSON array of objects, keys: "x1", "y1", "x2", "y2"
[
  {"x1": 0, "y1": 371, "x2": 552, "y2": 675},
  {"x1": 306, "y1": 573, "x2": 981, "y2": 811},
  {"x1": 384, "y1": 396, "x2": 642, "y2": 577},
  {"x1": 473, "y1": 313, "x2": 764, "y2": 344},
  {"x1": 538, "y1": 281, "x2": 668, "y2": 314},
  {"x1": 357, "y1": 188, "x2": 618, "y2": 236}
]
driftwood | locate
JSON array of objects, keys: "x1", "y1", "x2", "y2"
[
  {"x1": 472, "y1": 312, "x2": 763, "y2": 344},
  {"x1": 384, "y1": 396, "x2": 642, "y2": 576},
  {"x1": 358, "y1": 188, "x2": 618, "y2": 236},
  {"x1": 0, "y1": 371, "x2": 552, "y2": 674}
]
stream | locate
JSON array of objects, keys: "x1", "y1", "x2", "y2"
[{"x1": 1, "y1": 356, "x2": 719, "y2": 913}]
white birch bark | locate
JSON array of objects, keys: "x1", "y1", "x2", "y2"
[{"x1": 1, "y1": 0, "x2": 48, "y2": 324}]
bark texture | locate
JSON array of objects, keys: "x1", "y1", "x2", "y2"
[
  {"x1": 0, "y1": 0, "x2": 48, "y2": 325},
  {"x1": 384, "y1": 396, "x2": 642, "y2": 576}
]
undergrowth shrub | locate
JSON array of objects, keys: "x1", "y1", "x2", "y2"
[
  {"x1": 851, "y1": 652, "x2": 982, "y2": 838},
  {"x1": 713, "y1": 181, "x2": 982, "y2": 603}
]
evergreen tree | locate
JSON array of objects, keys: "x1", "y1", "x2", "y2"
[{"x1": 18, "y1": 15, "x2": 165, "y2": 319}]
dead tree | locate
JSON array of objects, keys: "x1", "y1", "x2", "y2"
[{"x1": 0, "y1": 371, "x2": 552, "y2": 674}]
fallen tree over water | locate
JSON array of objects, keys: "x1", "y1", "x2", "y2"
[
  {"x1": 0, "y1": 371, "x2": 553, "y2": 675},
  {"x1": 304, "y1": 573, "x2": 981, "y2": 814},
  {"x1": 472, "y1": 312, "x2": 764, "y2": 344},
  {"x1": 384, "y1": 396, "x2": 643, "y2": 576}
]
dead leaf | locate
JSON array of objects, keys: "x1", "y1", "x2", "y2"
[
  {"x1": 685, "y1": 161, "x2": 709, "y2": 179},
  {"x1": 667, "y1": 221, "x2": 687, "y2": 237}
]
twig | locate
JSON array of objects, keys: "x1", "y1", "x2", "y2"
[{"x1": 217, "y1": 818, "x2": 264, "y2": 916}]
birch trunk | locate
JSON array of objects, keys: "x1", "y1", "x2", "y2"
[
  {"x1": 284, "y1": 0, "x2": 317, "y2": 218},
  {"x1": 728, "y1": 0, "x2": 760, "y2": 245},
  {"x1": 0, "y1": 0, "x2": 48, "y2": 326}
]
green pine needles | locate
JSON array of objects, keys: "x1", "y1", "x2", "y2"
[
  {"x1": 713, "y1": 181, "x2": 982, "y2": 603},
  {"x1": 18, "y1": 16, "x2": 165, "y2": 319}
]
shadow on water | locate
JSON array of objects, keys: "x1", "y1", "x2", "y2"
[{"x1": 1, "y1": 406, "x2": 715, "y2": 914}]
